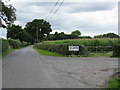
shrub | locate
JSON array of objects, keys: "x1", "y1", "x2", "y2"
[
  {"x1": 113, "y1": 44, "x2": 120, "y2": 57},
  {"x1": 44, "y1": 38, "x2": 119, "y2": 52},
  {"x1": 22, "y1": 41, "x2": 30, "y2": 47},
  {"x1": 2, "y1": 39, "x2": 9, "y2": 53},
  {"x1": 8, "y1": 39, "x2": 22, "y2": 49},
  {"x1": 34, "y1": 43, "x2": 88, "y2": 56}
]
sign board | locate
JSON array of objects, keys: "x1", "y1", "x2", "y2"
[{"x1": 68, "y1": 46, "x2": 79, "y2": 51}]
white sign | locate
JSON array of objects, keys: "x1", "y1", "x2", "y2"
[{"x1": 68, "y1": 46, "x2": 79, "y2": 51}]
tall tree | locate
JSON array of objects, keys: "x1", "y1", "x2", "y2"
[
  {"x1": 94, "y1": 33, "x2": 120, "y2": 38},
  {"x1": 7, "y1": 25, "x2": 31, "y2": 42},
  {"x1": 71, "y1": 30, "x2": 81, "y2": 39},
  {"x1": 25, "y1": 19, "x2": 52, "y2": 43},
  {"x1": 0, "y1": 0, "x2": 16, "y2": 28},
  {"x1": 7, "y1": 25, "x2": 22, "y2": 40}
]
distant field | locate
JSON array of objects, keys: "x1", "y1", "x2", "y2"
[{"x1": 44, "y1": 38, "x2": 119, "y2": 46}]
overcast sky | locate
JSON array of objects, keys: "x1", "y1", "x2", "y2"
[{"x1": 0, "y1": 0, "x2": 119, "y2": 38}]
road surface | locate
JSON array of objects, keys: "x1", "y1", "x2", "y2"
[{"x1": 2, "y1": 46, "x2": 118, "y2": 88}]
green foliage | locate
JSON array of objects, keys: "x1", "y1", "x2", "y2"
[
  {"x1": 25, "y1": 19, "x2": 52, "y2": 43},
  {"x1": 94, "y1": 33, "x2": 120, "y2": 38},
  {"x1": 44, "y1": 38, "x2": 118, "y2": 46},
  {"x1": 7, "y1": 25, "x2": 32, "y2": 43},
  {"x1": 71, "y1": 30, "x2": 81, "y2": 35},
  {"x1": 113, "y1": 44, "x2": 120, "y2": 57},
  {"x1": 22, "y1": 41, "x2": 30, "y2": 47},
  {"x1": 1, "y1": 38, "x2": 29, "y2": 56},
  {"x1": 45, "y1": 30, "x2": 83, "y2": 40},
  {"x1": 2, "y1": 39, "x2": 9, "y2": 53},
  {"x1": 71, "y1": 30, "x2": 81, "y2": 39},
  {"x1": 108, "y1": 77, "x2": 120, "y2": 88},
  {"x1": 8, "y1": 39, "x2": 22, "y2": 49},
  {"x1": 34, "y1": 43, "x2": 88, "y2": 56},
  {"x1": 88, "y1": 52, "x2": 113, "y2": 57},
  {"x1": 2, "y1": 48, "x2": 14, "y2": 57},
  {"x1": 34, "y1": 47, "x2": 63, "y2": 57},
  {"x1": 0, "y1": 0, "x2": 16, "y2": 27},
  {"x1": 44, "y1": 38, "x2": 118, "y2": 53},
  {"x1": 7, "y1": 25, "x2": 22, "y2": 40}
]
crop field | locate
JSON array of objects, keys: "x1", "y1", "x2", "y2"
[{"x1": 44, "y1": 38, "x2": 119, "y2": 46}]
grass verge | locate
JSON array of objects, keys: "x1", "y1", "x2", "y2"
[
  {"x1": 33, "y1": 47, "x2": 64, "y2": 57},
  {"x1": 34, "y1": 46, "x2": 113, "y2": 57},
  {"x1": 108, "y1": 77, "x2": 120, "y2": 88},
  {"x1": 0, "y1": 47, "x2": 24, "y2": 57},
  {"x1": 1, "y1": 49, "x2": 15, "y2": 57},
  {"x1": 88, "y1": 52, "x2": 113, "y2": 57}
]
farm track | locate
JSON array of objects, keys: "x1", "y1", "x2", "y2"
[{"x1": 2, "y1": 46, "x2": 118, "y2": 88}]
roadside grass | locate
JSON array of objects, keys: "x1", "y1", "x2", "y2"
[
  {"x1": 88, "y1": 52, "x2": 113, "y2": 57},
  {"x1": 33, "y1": 47, "x2": 64, "y2": 57},
  {"x1": 1, "y1": 49, "x2": 15, "y2": 57},
  {"x1": 108, "y1": 77, "x2": 120, "y2": 88},
  {"x1": 34, "y1": 46, "x2": 113, "y2": 57},
  {"x1": 1, "y1": 47, "x2": 25, "y2": 58}
]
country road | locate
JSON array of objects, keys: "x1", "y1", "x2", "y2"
[{"x1": 2, "y1": 46, "x2": 118, "y2": 88}]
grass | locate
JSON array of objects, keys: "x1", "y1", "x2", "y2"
[
  {"x1": 33, "y1": 47, "x2": 64, "y2": 57},
  {"x1": 0, "y1": 47, "x2": 25, "y2": 58},
  {"x1": 1, "y1": 49, "x2": 15, "y2": 57},
  {"x1": 108, "y1": 77, "x2": 120, "y2": 88},
  {"x1": 44, "y1": 38, "x2": 118, "y2": 46},
  {"x1": 34, "y1": 46, "x2": 113, "y2": 57},
  {"x1": 88, "y1": 52, "x2": 113, "y2": 57}
]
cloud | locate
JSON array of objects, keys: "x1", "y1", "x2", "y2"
[
  {"x1": 50, "y1": 3, "x2": 118, "y2": 36},
  {"x1": 63, "y1": 2, "x2": 117, "y2": 13},
  {"x1": 0, "y1": 1, "x2": 118, "y2": 38}
]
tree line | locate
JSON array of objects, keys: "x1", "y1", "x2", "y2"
[
  {"x1": 44, "y1": 30, "x2": 92, "y2": 41},
  {"x1": 6, "y1": 21, "x2": 120, "y2": 44},
  {"x1": 1, "y1": 0, "x2": 119, "y2": 44}
]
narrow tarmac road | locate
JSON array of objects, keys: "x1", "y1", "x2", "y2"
[{"x1": 2, "y1": 46, "x2": 118, "y2": 88}]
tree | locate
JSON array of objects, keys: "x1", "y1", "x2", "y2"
[
  {"x1": 47, "y1": 34, "x2": 55, "y2": 40},
  {"x1": 25, "y1": 19, "x2": 52, "y2": 43},
  {"x1": 0, "y1": 0, "x2": 16, "y2": 28},
  {"x1": 19, "y1": 29, "x2": 32, "y2": 42},
  {"x1": 7, "y1": 25, "x2": 22, "y2": 40},
  {"x1": 54, "y1": 32, "x2": 59, "y2": 40},
  {"x1": 94, "y1": 33, "x2": 120, "y2": 38},
  {"x1": 7, "y1": 25, "x2": 31, "y2": 42},
  {"x1": 58, "y1": 32, "x2": 66, "y2": 40},
  {"x1": 71, "y1": 30, "x2": 81, "y2": 39}
]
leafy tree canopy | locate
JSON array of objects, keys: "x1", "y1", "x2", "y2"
[
  {"x1": 0, "y1": 0, "x2": 16, "y2": 28},
  {"x1": 71, "y1": 30, "x2": 81, "y2": 36},
  {"x1": 71, "y1": 30, "x2": 81, "y2": 39},
  {"x1": 94, "y1": 33, "x2": 120, "y2": 38},
  {"x1": 25, "y1": 19, "x2": 52, "y2": 42},
  {"x1": 7, "y1": 24, "x2": 31, "y2": 42}
]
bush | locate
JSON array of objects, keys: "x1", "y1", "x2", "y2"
[
  {"x1": 1, "y1": 38, "x2": 30, "y2": 56},
  {"x1": 8, "y1": 39, "x2": 22, "y2": 49},
  {"x1": 113, "y1": 44, "x2": 120, "y2": 57},
  {"x1": 44, "y1": 39, "x2": 119, "y2": 52},
  {"x1": 2, "y1": 39, "x2": 9, "y2": 54},
  {"x1": 22, "y1": 41, "x2": 30, "y2": 47},
  {"x1": 34, "y1": 43, "x2": 88, "y2": 56}
]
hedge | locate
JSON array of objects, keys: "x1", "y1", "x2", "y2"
[
  {"x1": 1, "y1": 39, "x2": 30, "y2": 54},
  {"x1": 8, "y1": 39, "x2": 22, "y2": 49},
  {"x1": 2, "y1": 39, "x2": 9, "y2": 54},
  {"x1": 34, "y1": 43, "x2": 88, "y2": 56},
  {"x1": 113, "y1": 44, "x2": 120, "y2": 57}
]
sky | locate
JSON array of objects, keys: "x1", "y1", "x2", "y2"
[{"x1": 0, "y1": 0, "x2": 119, "y2": 38}]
